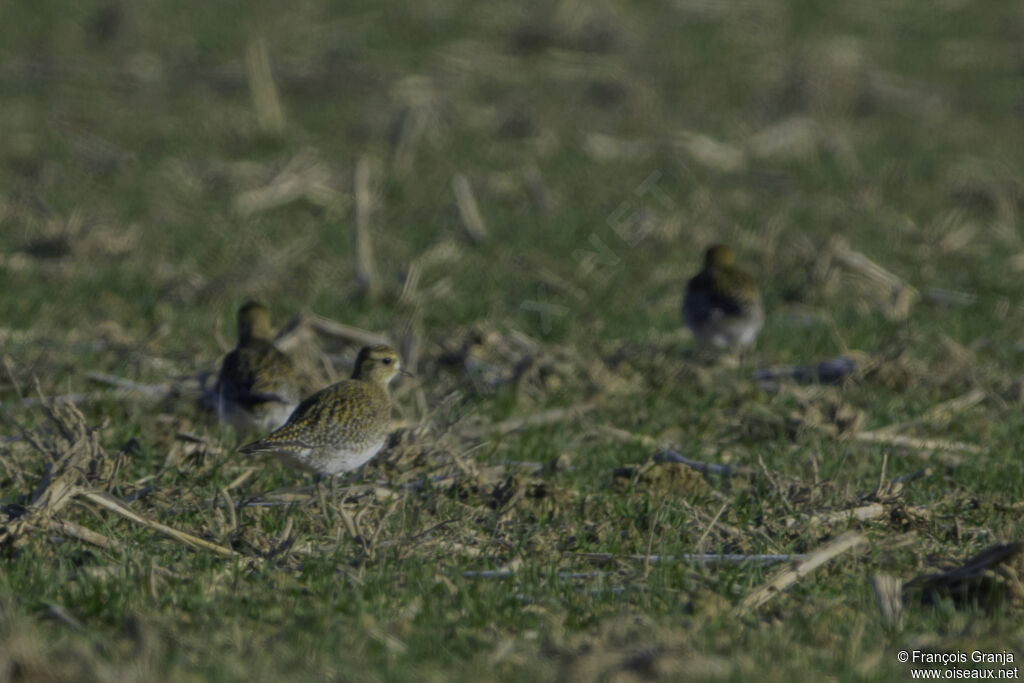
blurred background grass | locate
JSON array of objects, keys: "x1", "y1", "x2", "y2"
[
  {"x1": 2, "y1": 0, "x2": 1022, "y2": 360},
  {"x1": 2, "y1": 0, "x2": 1024, "y2": 680}
]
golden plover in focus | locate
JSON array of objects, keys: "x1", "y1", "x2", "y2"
[
  {"x1": 215, "y1": 301, "x2": 300, "y2": 434},
  {"x1": 682, "y1": 245, "x2": 764, "y2": 352},
  {"x1": 239, "y1": 345, "x2": 403, "y2": 476}
]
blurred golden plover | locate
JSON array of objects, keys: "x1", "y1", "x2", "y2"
[
  {"x1": 682, "y1": 245, "x2": 764, "y2": 351},
  {"x1": 239, "y1": 345, "x2": 403, "y2": 476},
  {"x1": 215, "y1": 301, "x2": 299, "y2": 434}
]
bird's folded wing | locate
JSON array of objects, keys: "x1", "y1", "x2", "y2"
[{"x1": 239, "y1": 438, "x2": 313, "y2": 454}]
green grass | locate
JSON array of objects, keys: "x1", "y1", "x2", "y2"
[{"x1": 2, "y1": 0, "x2": 1024, "y2": 681}]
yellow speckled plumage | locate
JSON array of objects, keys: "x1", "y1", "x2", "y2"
[
  {"x1": 682, "y1": 245, "x2": 764, "y2": 351},
  {"x1": 216, "y1": 302, "x2": 299, "y2": 434},
  {"x1": 239, "y1": 345, "x2": 402, "y2": 476}
]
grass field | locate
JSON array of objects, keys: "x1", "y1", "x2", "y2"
[{"x1": 2, "y1": 1, "x2": 1024, "y2": 680}]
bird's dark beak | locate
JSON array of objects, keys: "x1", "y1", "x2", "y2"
[{"x1": 399, "y1": 369, "x2": 414, "y2": 378}]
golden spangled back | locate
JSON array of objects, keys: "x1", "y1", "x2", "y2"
[{"x1": 257, "y1": 378, "x2": 391, "y2": 451}]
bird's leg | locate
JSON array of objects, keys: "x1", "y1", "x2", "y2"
[{"x1": 314, "y1": 474, "x2": 330, "y2": 520}]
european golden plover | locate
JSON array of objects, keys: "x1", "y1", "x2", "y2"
[
  {"x1": 682, "y1": 245, "x2": 764, "y2": 351},
  {"x1": 215, "y1": 301, "x2": 299, "y2": 434},
  {"x1": 239, "y1": 345, "x2": 403, "y2": 476}
]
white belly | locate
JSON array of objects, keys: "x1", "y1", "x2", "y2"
[
  {"x1": 322, "y1": 441, "x2": 385, "y2": 475},
  {"x1": 273, "y1": 439, "x2": 386, "y2": 476}
]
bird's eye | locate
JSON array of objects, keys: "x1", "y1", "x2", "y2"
[{"x1": 382, "y1": 357, "x2": 393, "y2": 365}]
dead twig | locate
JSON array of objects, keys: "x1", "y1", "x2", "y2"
[
  {"x1": 48, "y1": 518, "x2": 121, "y2": 551},
  {"x1": 872, "y1": 573, "x2": 904, "y2": 629},
  {"x1": 904, "y1": 541, "x2": 1024, "y2": 609},
  {"x1": 80, "y1": 491, "x2": 238, "y2": 558},
  {"x1": 233, "y1": 153, "x2": 345, "y2": 216},
  {"x1": 890, "y1": 468, "x2": 932, "y2": 485},
  {"x1": 84, "y1": 372, "x2": 175, "y2": 397},
  {"x1": 595, "y1": 425, "x2": 659, "y2": 448},
  {"x1": 695, "y1": 500, "x2": 730, "y2": 552},
  {"x1": 795, "y1": 503, "x2": 887, "y2": 528},
  {"x1": 575, "y1": 552, "x2": 803, "y2": 566},
  {"x1": 246, "y1": 38, "x2": 285, "y2": 135},
  {"x1": 458, "y1": 402, "x2": 596, "y2": 438},
  {"x1": 654, "y1": 450, "x2": 757, "y2": 478},
  {"x1": 642, "y1": 504, "x2": 665, "y2": 581},
  {"x1": 452, "y1": 173, "x2": 488, "y2": 243},
  {"x1": 353, "y1": 155, "x2": 379, "y2": 301},
  {"x1": 273, "y1": 312, "x2": 389, "y2": 353},
  {"x1": 304, "y1": 313, "x2": 390, "y2": 347},
  {"x1": 853, "y1": 431, "x2": 978, "y2": 459},
  {"x1": 751, "y1": 356, "x2": 857, "y2": 385},
  {"x1": 870, "y1": 389, "x2": 986, "y2": 436},
  {"x1": 738, "y1": 532, "x2": 867, "y2": 612},
  {"x1": 462, "y1": 569, "x2": 612, "y2": 579},
  {"x1": 6, "y1": 373, "x2": 192, "y2": 408},
  {"x1": 828, "y1": 237, "x2": 918, "y2": 321}
]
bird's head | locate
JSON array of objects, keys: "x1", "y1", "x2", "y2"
[
  {"x1": 352, "y1": 344, "x2": 404, "y2": 386},
  {"x1": 704, "y1": 244, "x2": 736, "y2": 269},
  {"x1": 237, "y1": 301, "x2": 274, "y2": 344}
]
